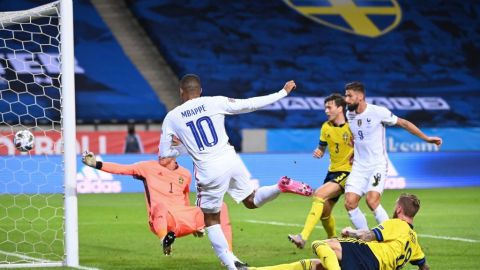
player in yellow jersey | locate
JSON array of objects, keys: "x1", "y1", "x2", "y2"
[
  {"x1": 249, "y1": 193, "x2": 430, "y2": 270},
  {"x1": 312, "y1": 193, "x2": 429, "y2": 270},
  {"x1": 289, "y1": 93, "x2": 354, "y2": 249}
]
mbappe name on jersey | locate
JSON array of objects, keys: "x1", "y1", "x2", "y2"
[{"x1": 181, "y1": 105, "x2": 206, "y2": 118}]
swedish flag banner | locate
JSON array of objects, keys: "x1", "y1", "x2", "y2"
[{"x1": 284, "y1": 0, "x2": 401, "y2": 37}]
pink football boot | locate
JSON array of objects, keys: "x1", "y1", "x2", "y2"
[{"x1": 278, "y1": 176, "x2": 313, "y2": 197}]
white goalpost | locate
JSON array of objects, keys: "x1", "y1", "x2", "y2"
[{"x1": 0, "y1": 0, "x2": 78, "y2": 268}]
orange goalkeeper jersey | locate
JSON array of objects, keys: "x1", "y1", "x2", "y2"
[{"x1": 101, "y1": 160, "x2": 192, "y2": 211}]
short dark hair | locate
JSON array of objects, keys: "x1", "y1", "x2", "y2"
[
  {"x1": 398, "y1": 193, "x2": 421, "y2": 218},
  {"x1": 324, "y1": 93, "x2": 346, "y2": 111},
  {"x1": 345, "y1": 81, "x2": 365, "y2": 94},
  {"x1": 180, "y1": 74, "x2": 201, "y2": 93}
]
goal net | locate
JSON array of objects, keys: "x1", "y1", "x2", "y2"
[{"x1": 0, "y1": 0, "x2": 78, "y2": 268}]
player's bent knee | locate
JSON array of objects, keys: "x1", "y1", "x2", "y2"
[
  {"x1": 344, "y1": 193, "x2": 360, "y2": 210},
  {"x1": 365, "y1": 194, "x2": 381, "y2": 210},
  {"x1": 344, "y1": 200, "x2": 358, "y2": 211},
  {"x1": 242, "y1": 197, "x2": 257, "y2": 209},
  {"x1": 314, "y1": 183, "x2": 340, "y2": 200},
  {"x1": 241, "y1": 193, "x2": 257, "y2": 209},
  {"x1": 366, "y1": 201, "x2": 380, "y2": 211},
  {"x1": 202, "y1": 211, "x2": 221, "y2": 226},
  {"x1": 314, "y1": 191, "x2": 328, "y2": 200},
  {"x1": 311, "y1": 240, "x2": 328, "y2": 256}
]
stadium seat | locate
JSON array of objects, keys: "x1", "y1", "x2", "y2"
[
  {"x1": 1, "y1": 0, "x2": 167, "y2": 124},
  {"x1": 128, "y1": 0, "x2": 480, "y2": 148}
]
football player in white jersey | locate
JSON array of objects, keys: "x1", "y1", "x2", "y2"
[
  {"x1": 343, "y1": 81, "x2": 442, "y2": 230},
  {"x1": 159, "y1": 74, "x2": 313, "y2": 270}
]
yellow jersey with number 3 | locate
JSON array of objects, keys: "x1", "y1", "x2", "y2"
[
  {"x1": 319, "y1": 121, "x2": 353, "y2": 172},
  {"x1": 367, "y1": 218, "x2": 426, "y2": 270}
]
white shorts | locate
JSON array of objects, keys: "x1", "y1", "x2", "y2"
[
  {"x1": 345, "y1": 165, "x2": 387, "y2": 196},
  {"x1": 195, "y1": 157, "x2": 255, "y2": 213}
]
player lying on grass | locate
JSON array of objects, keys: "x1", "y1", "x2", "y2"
[
  {"x1": 82, "y1": 151, "x2": 233, "y2": 256},
  {"x1": 250, "y1": 193, "x2": 430, "y2": 270}
]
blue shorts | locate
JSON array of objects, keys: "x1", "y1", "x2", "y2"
[{"x1": 340, "y1": 241, "x2": 379, "y2": 270}]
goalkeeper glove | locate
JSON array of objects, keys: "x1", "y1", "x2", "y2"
[{"x1": 82, "y1": 151, "x2": 98, "y2": 168}]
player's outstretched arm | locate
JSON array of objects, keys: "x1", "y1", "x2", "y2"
[
  {"x1": 341, "y1": 227, "x2": 376, "y2": 242},
  {"x1": 396, "y1": 118, "x2": 442, "y2": 146},
  {"x1": 222, "y1": 80, "x2": 296, "y2": 114},
  {"x1": 81, "y1": 150, "x2": 141, "y2": 176}
]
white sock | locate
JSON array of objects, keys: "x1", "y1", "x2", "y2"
[
  {"x1": 230, "y1": 252, "x2": 243, "y2": 263},
  {"x1": 253, "y1": 185, "x2": 280, "y2": 207},
  {"x1": 206, "y1": 224, "x2": 236, "y2": 269},
  {"x1": 348, "y1": 207, "x2": 369, "y2": 230},
  {"x1": 373, "y1": 204, "x2": 389, "y2": 224}
]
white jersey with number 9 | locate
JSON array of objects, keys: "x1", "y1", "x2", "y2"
[{"x1": 346, "y1": 103, "x2": 398, "y2": 168}]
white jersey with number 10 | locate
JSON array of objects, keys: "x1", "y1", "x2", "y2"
[{"x1": 159, "y1": 90, "x2": 287, "y2": 181}]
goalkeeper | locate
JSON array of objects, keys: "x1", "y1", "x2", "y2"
[{"x1": 82, "y1": 151, "x2": 233, "y2": 255}]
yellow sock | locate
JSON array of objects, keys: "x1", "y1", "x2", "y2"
[
  {"x1": 252, "y1": 259, "x2": 314, "y2": 270},
  {"x1": 300, "y1": 197, "x2": 325, "y2": 240},
  {"x1": 321, "y1": 215, "x2": 337, "y2": 238},
  {"x1": 312, "y1": 241, "x2": 340, "y2": 270}
]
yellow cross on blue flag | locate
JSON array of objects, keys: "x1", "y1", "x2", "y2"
[{"x1": 284, "y1": 0, "x2": 402, "y2": 38}]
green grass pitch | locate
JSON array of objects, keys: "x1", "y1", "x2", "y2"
[{"x1": 3, "y1": 187, "x2": 480, "y2": 269}]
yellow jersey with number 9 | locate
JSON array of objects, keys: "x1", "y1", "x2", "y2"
[
  {"x1": 367, "y1": 218, "x2": 426, "y2": 270},
  {"x1": 319, "y1": 121, "x2": 353, "y2": 172}
]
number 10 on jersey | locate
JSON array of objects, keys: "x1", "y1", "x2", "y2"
[{"x1": 186, "y1": 116, "x2": 218, "y2": 151}]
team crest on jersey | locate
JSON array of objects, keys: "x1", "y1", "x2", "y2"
[
  {"x1": 342, "y1": 132, "x2": 349, "y2": 144},
  {"x1": 283, "y1": 0, "x2": 402, "y2": 38},
  {"x1": 178, "y1": 177, "x2": 184, "y2": 184},
  {"x1": 357, "y1": 119, "x2": 362, "y2": 127}
]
